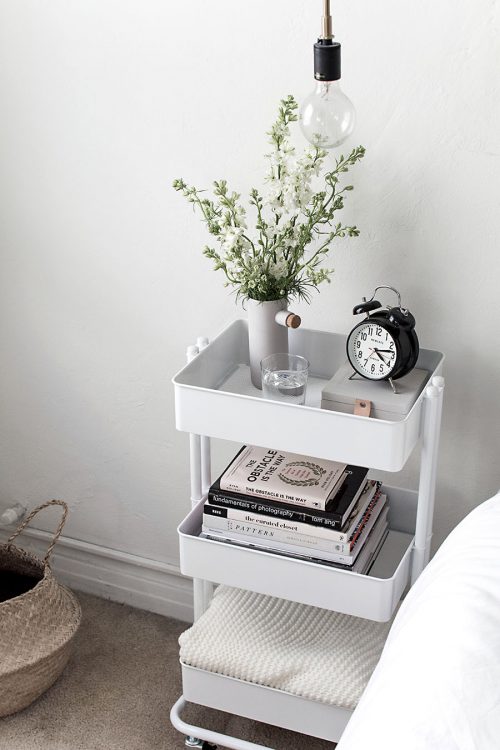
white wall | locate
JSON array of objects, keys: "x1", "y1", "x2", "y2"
[{"x1": 0, "y1": 1, "x2": 499, "y2": 600}]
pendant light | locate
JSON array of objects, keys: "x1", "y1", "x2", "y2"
[{"x1": 300, "y1": 0, "x2": 356, "y2": 149}]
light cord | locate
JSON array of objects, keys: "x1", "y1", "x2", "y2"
[{"x1": 322, "y1": 0, "x2": 333, "y2": 40}]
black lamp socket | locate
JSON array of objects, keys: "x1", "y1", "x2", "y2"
[{"x1": 314, "y1": 39, "x2": 341, "y2": 82}]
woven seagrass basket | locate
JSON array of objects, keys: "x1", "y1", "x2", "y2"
[{"x1": 0, "y1": 500, "x2": 81, "y2": 717}]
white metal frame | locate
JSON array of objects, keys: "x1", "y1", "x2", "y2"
[
  {"x1": 171, "y1": 333, "x2": 445, "y2": 749},
  {"x1": 171, "y1": 696, "x2": 277, "y2": 750}
]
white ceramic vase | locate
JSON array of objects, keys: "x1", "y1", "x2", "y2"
[{"x1": 247, "y1": 299, "x2": 289, "y2": 389}]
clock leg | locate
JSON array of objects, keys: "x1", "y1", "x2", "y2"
[{"x1": 388, "y1": 378, "x2": 398, "y2": 394}]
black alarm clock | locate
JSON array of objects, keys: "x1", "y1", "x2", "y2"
[{"x1": 346, "y1": 286, "x2": 419, "y2": 388}]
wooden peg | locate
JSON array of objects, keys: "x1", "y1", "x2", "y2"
[
  {"x1": 354, "y1": 399, "x2": 372, "y2": 417},
  {"x1": 285, "y1": 313, "x2": 301, "y2": 329}
]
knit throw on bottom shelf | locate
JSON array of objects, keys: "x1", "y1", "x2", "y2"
[{"x1": 179, "y1": 585, "x2": 393, "y2": 710}]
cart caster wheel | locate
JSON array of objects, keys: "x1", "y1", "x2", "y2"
[
  {"x1": 202, "y1": 744, "x2": 217, "y2": 749},
  {"x1": 185, "y1": 738, "x2": 202, "y2": 748}
]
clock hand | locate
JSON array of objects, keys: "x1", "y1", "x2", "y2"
[{"x1": 373, "y1": 349, "x2": 389, "y2": 365}]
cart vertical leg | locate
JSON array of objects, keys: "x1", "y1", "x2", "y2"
[
  {"x1": 187, "y1": 345, "x2": 208, "y2": 621},
  {"x1": 200, "y1": 432, "x2": 214, "y2": 611},
  {"x1": 183, "y1": 347, "x2": 217, "y2": 745},
  {"x1": 194, "y1": 337, "x2": 216, "y2": 612},
  {"x1": 197, "y1": 337, "x2": 213, "y2": 499},
  {"x1": 190, "y1": 433, "x2": 202, "y2": 509},
  {"x1": 201, "y1": 435, "x2": 212, "y2": 496},
  {"x1": 411, "y1": 376, "x2": 445, "y2": 584}
]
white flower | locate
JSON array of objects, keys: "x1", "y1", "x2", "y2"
[
  {"x1": 267, "y1": 184, "x2": 283, "y2": 210},
  {"x1": 281, "y1": 183, "x2": 297, "y2": 212},
  {"x1": 221, "y1": 226, "x2": 244, "y2": 251},
  {"x1": 269, "y1": 260, "x2": 287, "y2": 279},
  {"x1": 264, "y1": 148, "x2": 316, "y2": 215},
  {"x1": 234, "y1": 205, "x2": 247, "y2": 229}
]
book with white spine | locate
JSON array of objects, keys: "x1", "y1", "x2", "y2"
[
  {"x1": 219, "y1": 445, "x2": 348, "y2": 511},
  {"x1": 202, "y1": 509, "x2": 389, "y2": 573}
]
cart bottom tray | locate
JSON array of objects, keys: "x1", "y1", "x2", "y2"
[
  {"x1": 179, "y1": 583, "x2": 393, "y2": 744},
  {"x1": 178, "y1": 485, "x2": 417, "y2": 621},
  {"x1": 181, "y1": 663, "x2": 353, "y2": 744}
]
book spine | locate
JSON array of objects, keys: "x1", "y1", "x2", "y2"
[
  {"x1": 203, "y1": 516, "x2": 355, "y2": 561},
  {"x1": 203, "y1": 495, "x2": 387, "y2": 565},
  {"x1": 348, "y1": 493, "x2": 384, "y2": 548},
  {"x1": 201, "y1": 531, "x2": 354, "y2": 569},
  {"x1": 207, "y1": 492, "x2": 345, "y2": 535},
  {"x1": 202, "y1": 522, "x2": 357, "y2": 564},
  {"x1": 204, "y1": 504, "x2": 349, "y2": 550},
  {"x1": 201, "y1": 524, "x2": 388, "y2": 573},
  {"x1": 221, "y1": 483, "x2": 331, "y2": 511}
]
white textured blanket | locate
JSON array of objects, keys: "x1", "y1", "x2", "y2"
[{"x1": 179, "y1": 586, "x2": 392, "y2": 710}]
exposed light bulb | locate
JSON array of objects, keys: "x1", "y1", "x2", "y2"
[
  {"x1": 300, "y1": 1, "x2": 356, "y2": 149},
  {"x1": 300, "y1": 80, "x2": 355, "y2": 149}
]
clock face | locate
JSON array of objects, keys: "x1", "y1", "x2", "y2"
[{"x1": 348, "y1": 322, "x2": 398, "y2": 380}]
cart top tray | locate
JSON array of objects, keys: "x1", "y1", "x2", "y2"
[{"x1": 173, "y1": 319, "x2": 444, "y2": 472}]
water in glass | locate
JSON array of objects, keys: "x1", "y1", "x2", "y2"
[{"x1": 262, "y1": 369, "x2": 308, "y2": 405}]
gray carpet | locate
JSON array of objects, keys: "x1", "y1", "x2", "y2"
[{"x1": 0, "y1": 592, "x2": 336, "y2": 749}]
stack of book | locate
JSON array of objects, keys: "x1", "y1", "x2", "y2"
[{"x1": 201, "y1": 445, "x2": 389, "y2": 573}]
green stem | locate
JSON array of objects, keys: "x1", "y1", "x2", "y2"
[{"x1": 241, "y1": 234, "x2": 256, "y2": 253}]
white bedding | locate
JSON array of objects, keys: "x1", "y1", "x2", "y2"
[{"x1": 337, "y1": 491, "x2": 500, "y2": 750}]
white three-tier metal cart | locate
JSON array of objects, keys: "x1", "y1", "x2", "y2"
[{"x1": 170, "y1": 319, "x2": 444, "y2": 749}]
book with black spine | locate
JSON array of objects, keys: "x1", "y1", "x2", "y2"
[
  {"x1": 207, "y1": 479, "x2": 380, "y2": 538},
  {"x1": 204, "y1": 486, "x2": 382, "y2": 554}
]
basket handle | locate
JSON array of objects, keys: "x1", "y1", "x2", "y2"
[{"x1": 7, "y1": 499, "x2": 69, "y2": 565}]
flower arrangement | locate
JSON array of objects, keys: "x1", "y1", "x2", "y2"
[{"x1": 173, "y1": 95, "x2": 365, "y2": 303}]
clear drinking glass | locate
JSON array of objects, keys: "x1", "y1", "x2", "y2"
[{"x1": 261, "y1": 353, "x2": 310, "y2": 405}]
